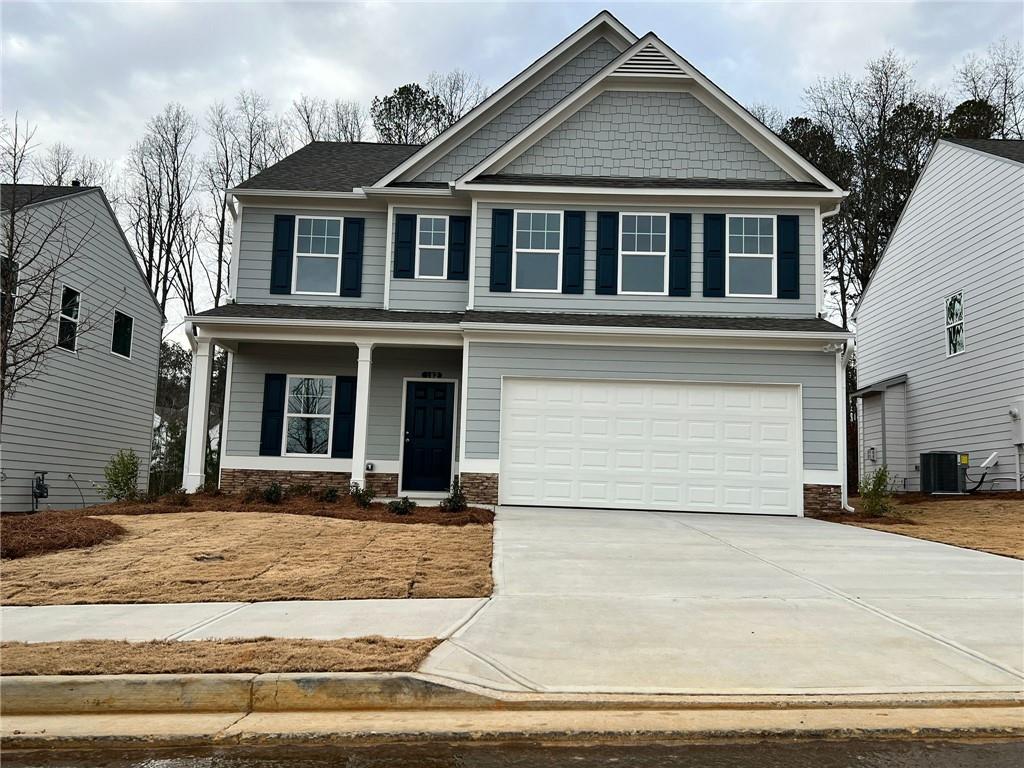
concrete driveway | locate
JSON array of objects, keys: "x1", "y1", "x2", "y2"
[{"x1": 421, "y1": 507, "x2": 1024, "y2": 694}]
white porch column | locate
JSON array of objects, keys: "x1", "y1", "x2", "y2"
[
  {"x1": 182, "y1": 338, "x2": 214, "y2": 492},
  {"x1": 349, "y1": 342, "x2": 374, "y2": 488}
]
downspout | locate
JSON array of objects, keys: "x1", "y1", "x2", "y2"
[{"x1": 838, "y1": 344, "x2": 856, "y2": 513}]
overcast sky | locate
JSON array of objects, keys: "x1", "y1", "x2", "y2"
[{"x1": 4, "y1": 0, "x2": 1022, "y2": 168}]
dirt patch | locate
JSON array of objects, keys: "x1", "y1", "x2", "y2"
[
  {"x1": 0, "y1": 637, "x2": 437, "y2": 675},
  {"x1": 1, "y1": 513, "x2": 126, "y2": 560},
  {"x1": 835, "y1": 495, "x2": 1024, "y2": 559},
  {"x1": 1, "y1": 511, "x2": 493, "y2": 605}
]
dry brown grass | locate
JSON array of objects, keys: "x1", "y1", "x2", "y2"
[
  {"x1": 0, "y1": 637, "x2": 437, "y2": 675},
  {"x1": 1, "y1": 513, "x2": 126, "y2": 559},
  {"x1": 836, "y1": 494, "x2": 1024, "y2": 559},
  {"x1": 1, "y1": 511, "x2": 493, "y2": 605}
]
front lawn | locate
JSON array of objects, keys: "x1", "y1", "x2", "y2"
[{"x1": 1, "y1": 492, "x2": 494, "y2": 605}]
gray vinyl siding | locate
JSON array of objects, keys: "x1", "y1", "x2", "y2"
[
  {"x1": 855, "y1": 141, "x2": 1024, "y2": 491},
  {"x1": 502, "y1": 90, "x2": 789, "y2": 180},
  {"x1": 414, "y1": 37, "x2": 621, "y2": 183},
  {"x1": 474, "y1": 202, "x2": 817, "y2": 317},
  {"x1": 234, "y1": 207, "x2": 386, "y2": 307},
  {"x1": 224, "y1": 343, "x2": 462, "y2": 463},
  {"x1": 1, "y1": 190, "x2": 162, "y2": 512},
  {"x1": 858, "y1": 395, "x2": 881, "y2": 487},
  {"x1": 465, "y1": 343, "x2": 838, "y2": 470},
  {"x1": 857, "y1": 385, "x2": 910, "y2": 490},
  {"x1": 388, "y1": 208, "x2": 470, "y2": 311}
]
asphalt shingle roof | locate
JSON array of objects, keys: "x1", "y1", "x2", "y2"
[
  {"x1": 1, "y1": 183, "x2": 96, "y2": 211},
  {"x1": 234, "y1": 142, "x2": 422, "y2": 193},
  {"x1": 193, "y1": 303, "x2": 463, "y2": 324},
  {"x1": 470, "y1": 174, "x2": 828, "y2": 192},
  {"x1": 946, "y1": 138, "x2": 1024, "y2": 164}
]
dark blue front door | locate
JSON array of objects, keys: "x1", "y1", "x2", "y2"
[{"x1": 402, "y1": 381, "x2": 455, "y2": 492}]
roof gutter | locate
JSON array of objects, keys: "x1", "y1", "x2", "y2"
[
  {"x1": 461, "y1": 321, "x2": 853, "y2": 342},
  {"x1": 186, "y1": 314, "x2": 463, "y2": 334},
  {"x1": 228, "y1": 188, "x2": 369, "y2": 200},
  {"x1": 456, "y1": 182, "x2": 846, "y2": 199}
]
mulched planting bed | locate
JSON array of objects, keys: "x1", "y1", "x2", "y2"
[{"x1": 1, "y1": 513, "x2": 126, "y2": 560}]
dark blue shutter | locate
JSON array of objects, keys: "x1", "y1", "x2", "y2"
[
  {"x1": 447, "y1": 215, "x2": 470, "y2": 280},
  {"x1": 393, "y1": 214, "x2": 416, "y2": 278},
  {"x1": 490, "y1": 209, "x2": 513, "y2": 292},
  {"x1": 340, "y1": 217, "x2": 364, "y2": 297},
  {"x1": 777, "y1": 215, "x2": 800, "y2": 299},
  {"x1": 270, "y1": 216, "x2": 294, "y2": 294},
  {"x1": 595, "y1": 212, "x2": 618, "y2": 295},
  {"x1": 331, "y1": 376, "x2": 357, "y2": 458},
  {"x1": 668, "y1": 213, "x2": 692, "y2": 297},
  {"x1": 258, "y1": 373, "x2": 286, "y2": 456},
  {"x1": 562, "y1": 211, "x2": 585, "y2": 294},
  {"x1": 703, "y1": 213, "x2": 725, "y2": 297}
]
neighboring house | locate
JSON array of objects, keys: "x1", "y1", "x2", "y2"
[
  {"x1": 852, "y1": 138, "x2": 1024, "y2": 493},
  {"x1": 1, "y1": 184, "x2": 162, "y2": 512},
  {"x1": 183, "y1": 11, "x2": 853, "y2": 517}
]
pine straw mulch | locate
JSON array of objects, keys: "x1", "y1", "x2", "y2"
[
  {"x1": 1, "y1": 513, "x2": 128, "y2": 560},
  {"x1": 0, "y1": 637, "x2": 438, "y2": 676}
]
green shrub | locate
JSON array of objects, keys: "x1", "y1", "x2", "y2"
[
  {"x1": 387, "y1": 496, "x2": 417, "y2": 516},
  {"x1": 439, "y1": 477, "x2": 467, "y2": 513},
  {"x1": 286, "y1": 483, "x2": 313, "y2": 498},
  {"x1": 102, "y1": 449, "x2": 140, "y2": 501},
  {"x1": 317, "y1": 486, "x2": 339, "y2": 503},
  {"x1": 859, "y1": 466, "x2": 894, "y2": 517},
  {"x1": 348, "y1": 482, "x2": 376, "y2": 509},
  {"x1": 261, "y1": 481, "x2": 283, "y2": 504},
  {"x1": 242, "y1": 486, "x2": 262, "y2": 504}
]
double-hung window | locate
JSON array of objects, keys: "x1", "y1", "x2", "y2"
[
  {"x1": 619, "y1": 213, "x2": 668, "y2": 294},
  {"x1": 57, "y1": 285, "x2": 81, "y2": 352},
  {"x1": 513, "y1": 210, "x2": 562, "y2": 292},
  {"x1": 293, "y1": 216, "x2": 342, "y2": 294},
  {"x1": 945, "y1": 291, "x2": 965, "y2": 357},
  {"x1": 283, "y1": 375, "x2": 334, "y2": 456},
  {"x1": 416, "y1": 215, "x2": 448, "y2": 278},
  {"x1": 726, "y1": 215, "x2": 775, "y2": 297},
  {"x1": 111, "y1": 310, "x2": 134, "y2": 359}
]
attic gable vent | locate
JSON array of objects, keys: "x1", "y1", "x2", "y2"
[{"x1": 614, "y1": 43, "x2": 687, "y2": 77}]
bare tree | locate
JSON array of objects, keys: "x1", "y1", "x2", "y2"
[
  {"x1": 33, "y1": 142, "x2": 117, "y2": 190},
  {"x1": 200, "y1": 101, "x2": 239, "y2": 309},
  {"x1": 290, "y1": 95, "x2": 367, "y2": 143},
  {"x1": 427, "y1": 69, "x2": 489, "y2": 126},
  {"x1": 234, "y1": 90, "x2": 292, "y2": 178},
  {"x1": 748, "y1": 103, "x2": 785, "y2": 133},
  {"x1": 957, "y1": 38, "x2": 1024, "y2": 139}
]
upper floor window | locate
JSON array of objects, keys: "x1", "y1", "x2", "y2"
[
  {"x1": 619, "y1": 213, "x2": 668, "y2": 295},
  {"x1": 945, "y1": 291, "x2": 964, "y2": 357},
  {"x1": 284, "y1": 375, "x2": 334, "y2": 455},
  {"x1": 513, "y1": 210, "x2": 562, "y2": 292},
  {"x1": 416, "y1": 215, "x2": 448, "y2": 279},
  {"x1": 293, "y1": 216, "x2": 342, "y2": 295},
  {"x1": 726, "y1": 215, "x2": 775, "y2": 298},
  {"x1": 57, "y1": 285, "x2": 81, "y2": 352},
  {"x1": 111, "y1": 310, "x2": 134, "y2": 359}
]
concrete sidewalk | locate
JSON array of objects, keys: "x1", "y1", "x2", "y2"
[{"x1": 0, "y1": 598, "x2": 487, "y2": 642}]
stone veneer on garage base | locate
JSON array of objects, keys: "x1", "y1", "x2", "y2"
[
  {"x1": 460, "y1": 473, "x2": 499, "y2": 506},
  {"x1": 364, "y1": 472, "x2": 399, "y2": 497},
  {"x1": 803, "y1": 484, "x2": 843, "y2": 517},
  {"x1": 220, "y1": 468, "x2": 352, "y2": 494}
]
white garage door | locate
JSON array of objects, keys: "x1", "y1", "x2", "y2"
[{"x1": 499, "y1": 378, "x2": 803, "y2": 515}]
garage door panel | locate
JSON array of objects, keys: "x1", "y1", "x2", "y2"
[{"x1": 499, "y1": 379, "x2": 802, "y2": 516}]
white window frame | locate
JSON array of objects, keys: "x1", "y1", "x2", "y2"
[
  {"x1": 110, "y1": 309, "x2": 134, "y2": 360},
  {"x1": 725, "y1": 214, "x2": 777, "y2": 299},
  {"x1": 415, "y1": 214, "x2": 449, "y2": 280},
  {"x1": 56, "y1": 283, "x2": 82, "y2": 354},
  {"x1": 512, "y1": 209, "x2": 563, "y2": 293},
  {"x1": 944, "y1": 290, "x2": 965, "y2": 358},
  {"x1": 281, "y1": 374, "x2": 336, "y2": 457},
  {"x1": 292, "y1": 215, "x2": 344, "y2": 296},
  {"x1": 618, "y1": 212, "x2": 670, "y2": 296}
]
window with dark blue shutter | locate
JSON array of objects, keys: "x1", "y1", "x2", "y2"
[
  {"x1": 259, "y1": 373, "x2": 287, "y2": 456},
  {"x1": 340, "y1": 217, "x2": 364, "y2": 297},
  {"x1": 447, "y1": 215, "x2": 470, "y2": 280},
  {"x1": 270, "y1": 216, "x2": 294, "y2": 294},
  {"x1": 562, "y1": 211, "x2": 585, "y2": 294},
  {"x1": 490, "y1": 209, "x2": 513, "y2": 292},
  {"x1": 393, "y1": 214, "x2": 416, "y2": 278},
  {"x1": 595, "y1": 212, "x2": 618, "y2": 295},
  {"x1": 331, "y1": 376, "x2": 358, "y2": 458},
  {"x1": 777, "y1": 214, "x2": 800, "y2": 299},
  {"x1": 668, "y1": 213, "x2": 692, "y2": 297},
  {"x1": 703, "y1": 213, "x2": 725, "y2": 297}
]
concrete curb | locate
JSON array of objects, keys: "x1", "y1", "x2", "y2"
[{"x1": 2, "y1": 672, "x2": 1023, "y2": 715}]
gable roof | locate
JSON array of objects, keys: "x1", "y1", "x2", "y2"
[
  {"x1": 234, "y1": 141, "x2": 421, "y2": 193},
  {"x1": 944, "y1": 137, "x2": 1024, "y2": 165},
  {"x1": 468, "y1": 174, "x2": 827, "y2": 192},
  {"x1": 1, "y1": 183, "x2": 97, "y2": 211}
]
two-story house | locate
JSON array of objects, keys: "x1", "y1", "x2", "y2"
[
  {"x1": 852, "y1": 138, "x2": 1024, "y2": 493},
  {"x1": 1, "y1": 183, "x2": 162, "y2": 512},
  {"x1": 183, "y1": 11, "x2": 851, "y2": 517}
]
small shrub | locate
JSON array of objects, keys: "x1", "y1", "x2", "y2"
[
  {"x1": 286, "y1": 483, "x2": 313, "y2": 499},
  {"x1": 261, "y1": 481, "x2": 283, "y2": 504},
  {"x1": 317, "y1": 486, "x2": 339, "y2": 503},
  {"x1": 859, "y1": 466, "x2": 894, "y2": 517},
  {"x1": 439, "y1": 477, "x2": 467, "y2": 513},
  {"x1": 387, "y1": 496, "x2": 417, "y2": 516},
  {"x1": 201, "y1": 480, "x2": 223, "y2": 496},
  {"x1": 349, "y1": 482, "x2": 376, "y2": 509},
  {"x1": 102, "y1": 449, "x2": 140, "y2": 501},
  {"x1": 242, "y1": 486, "x2": 262, "y2": 504},
  {"x1": 164, "y1": 489, "x2": 190, "y2": 507}
]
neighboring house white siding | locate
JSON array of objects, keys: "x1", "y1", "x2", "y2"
[
  {"x1": 855, "y1": 141, "x2": 1024, "y2": 491},
  {"x1": 1, "y1": 190, "x2": 162, "y2": 512}
]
